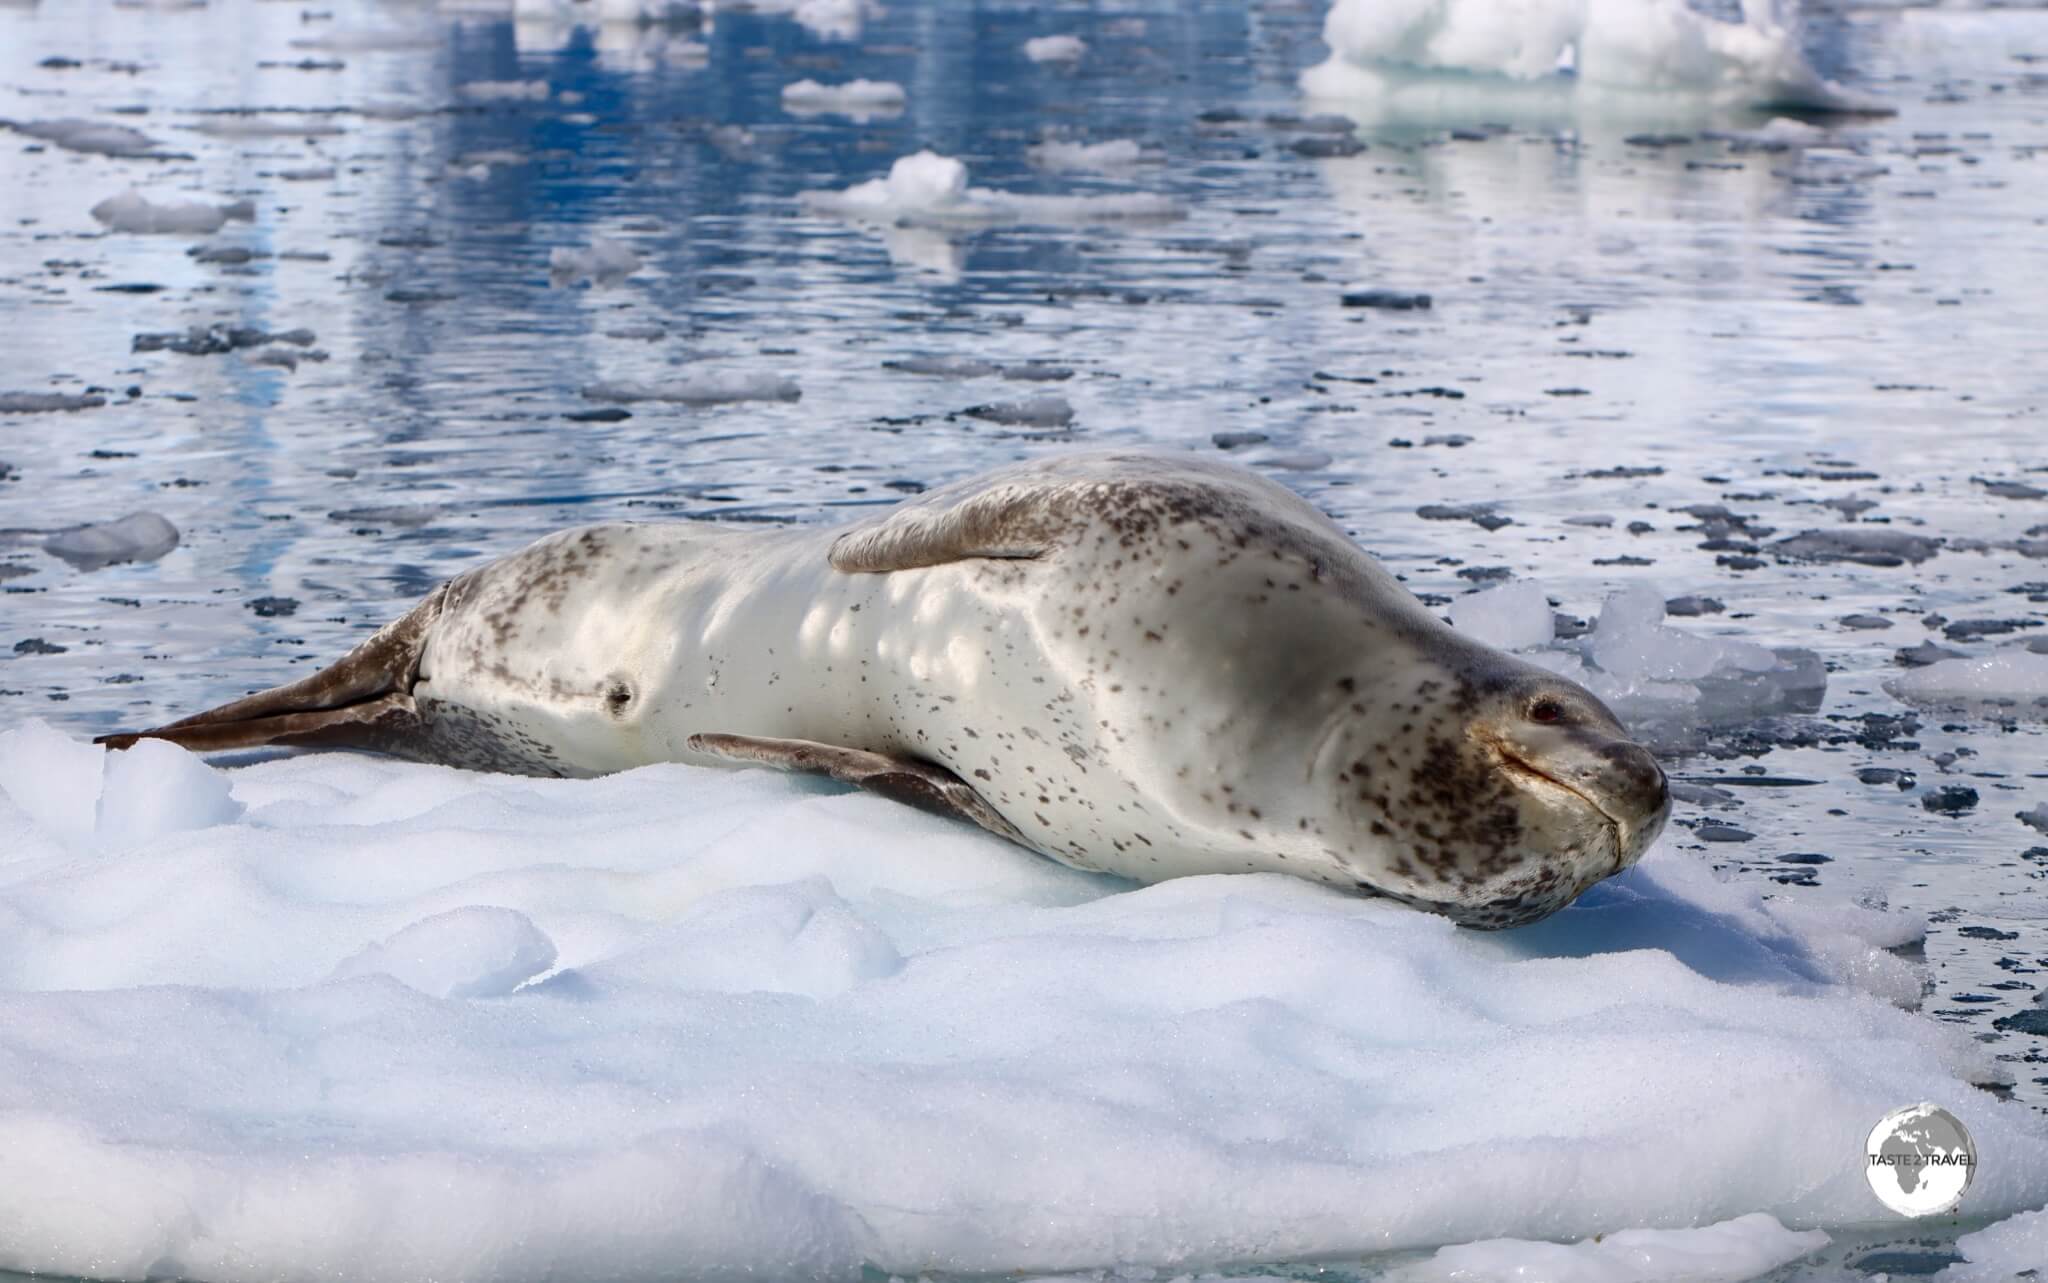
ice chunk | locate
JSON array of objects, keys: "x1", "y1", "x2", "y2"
[
  {"x1": 1884, "y1": 648, "x2": 2048, "y2": 718},
  {"x1": 1027, "y1": 138, "x2": 1145, "y2": 171},
  {"x1": 0, "y1": 392, "x2": 105, "y2": 414},
  {"x1": 1024, "y1": 34, "x2": 1087, "y2": 63},
  {"x1": 1771, "y1": 528, "x2": 1942, "y2": 566},
  {"x1": 0, "y1": 117, "x2": 169, "y2": 158},
  {"x1": 780, "y1": 78, "x2": 906, "y2": 121},
  {"x1": 188, "y1": 117, "x2": 345, "y2": 139},
  {"x1": 458, "y1": 79, "x2": 550, "y2": 102},
  {"x1": 1590, "y1": 585, "x2": 1776, "y2": 684},
  {"x1": 1302, "y1": 0, "x2": 1888, "y2": 115},
  {"x1": 96, "y1": 740, "x2": 243, "y2": 851},
  {"x1": 90, "y1": 190, "x2": 254, "y2": 236},
  {"x1": 1395, "y1": 1213, "x2": 1829, "y2": 1283},
  {"x1": 964, "y1": 395, "x2": 1074, "y2": 427},
  {"x1": 1448, "y1": 581, "x2": 1552, "y2": 652},
  {"x1": 548, "y1": 238, "x2": 642, "y2": 286},
  {"x1": 42, "y1": 513, "x2": 180, "y2": 572},
  {"x1": 744, "y1": 0, "x2": 875, "y2": 41},
  {"x1": 801, "y1": 150, "x2": 1182, "y2": 228},
  {"x1": 1939, "y1": 1204, "x2": 2048, "y2": 1283},
  {"x1": 331, "y1": 906, "x2": 558, "y2": 999},
  {"x1": 581, "y1": 374, "x2": 801, "y2": 405}
]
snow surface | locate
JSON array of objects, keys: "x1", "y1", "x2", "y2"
[
  {"x1": 89, "y1": 190, "x2": 254, "y2": 236},
  {"x1": 781, "y1": 78, "x2": 907, "y2": 121},
  {"x1": 1303, "y1": 0, "x2": 1886, "y2": 115},
  {"x1": 1393, "y1": 1213, "x2": 1830, "y2": 1283},
  {"x1": 800, "y1": 150, "x2": 1183, "y2": 227},
  {"x1": 2, "y1": 721, "x2": 2045, "y2": 1281}
]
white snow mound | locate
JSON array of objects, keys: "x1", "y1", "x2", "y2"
[{"x1": 1, "y1": 720, "x2": 2044, "y2": 1280}]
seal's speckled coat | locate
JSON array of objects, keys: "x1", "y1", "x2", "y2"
[{"x1": 103, "y1": 451, "x2": 1669, "y2": 927}]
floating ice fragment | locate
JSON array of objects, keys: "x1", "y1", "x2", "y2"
[
  {"x1": 331, "y1": 906, "x2": 557, "y2": 999},
  {"x1": 1027, "y1": 138, "x2": 1145, "y2": 171},
  {"x1": 188, "y1": 117, "x2": 345, "y2": 139},
  {"x1": 1771, "y1": 527, "x2": 1942, "y2": 566},
  {"x1": 1884, "y1": 648, "x2": 2048, "y2": 718},
  {"x1": 1024, "y1": 34, "x2": 1087, "y2": 63},
  {"x1": 1448, "y1": 581, "x2": 1552, "y2": 652},
  {"x1": 582, "y1": 374, "x2": 801, "y2": 405},
  {"x1": 1302, "y1": 0, "x2": 1888, "y2": 115},
  {"x1": 964, "y1": 395, "x2": 1074, "y2": 427},
  {"x1": 1939, "y1": 1204, "x2": 2048, "y2": 1282},
  {"x1": 96, "y1": 739, "x2": 244, "y2": 851},
  {"x1": 42, "y1": 513, "x2": 179, "y2": 572},
  {"x1": 0, "y1": 392, "x2": 104, "y2": 413},
  {"x1": 744, "y1": 0, "x2": 875, "y2": 41},
  {"x1": 0, "y1": 117, "x2": 170, "y2": 158},
  {"x1": 1393, "y1": 1213, "x2": 1829, "y2": 1283},
  {"x1": 548, "y1": 238, "x2": 642, "y2": 286},
  {"x1": 458, "y1": 79, "x2": 550, "y2": 102},
  {"x1": 780, "y1": 78, "x2": 906, "y2": 121},
  {"x1": 800, "y1": 150, "x2": 1181, "y2": 227},
  {"x1": 90, "y1": 190, "x2": 254, "y2": 236}
]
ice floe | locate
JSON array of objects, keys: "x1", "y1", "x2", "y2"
[
  {"x1": 800, "y1": 150, "x2": 1182, "y2": 228},
  {"x1": 40, "y1": 513, "x2": 181, "y2": 572},
  {"x1": 459, "y1": 78, "x2": 552, "y2": 102},
  {"x1": 1884, "y1": 648, "x2": 2048, "y2": 719},
  {"x1": 1303, "y1": 0, "x2": 1887, "y2": 118},
  {"x1": 0, "y1": 117, "x2": 174, "y2": 158},
  {"x1": 1023, "y1": 34, "x2": 1087, "y2": 64},
  {"x1": 549, "y1": 238, "x2": 643, "y2": 286},
  {"x1": 1027, "y1": 138, "x2": 1147, "y2": 171},
  {"x1": 1393, "y1": 1213, "x2": 1830, "y2": 1283},
  {"x1": 90, "y1": 190, "x2": 255, "y2": 235},
  {"x1": 781, "y1": 78, "x2": 906, "y2": 121},
  {"x1": 0, "y1": 392, "x2": 105, "y2": 414},
  {"x1": 582, "y1": 373, "x2": 801, "y2": 405},
  {"x1": 0, "y1": 721, "x2": 2042, "y2": 1281},
  {"x1": 1452, "y1": 582, "x2": 1824, "y2": 748}
]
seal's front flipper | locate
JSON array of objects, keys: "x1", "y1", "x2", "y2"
[
  {"x1": 95, "y1": 585, "x2": 446, "y2": 757},
  {"x1": 686, "y1": 732, "x2": 1024, "y2": 843}
]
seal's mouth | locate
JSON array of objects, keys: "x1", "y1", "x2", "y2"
[{"x1": 1491, "y1": 742, "x2": 1624, "y2": 837}]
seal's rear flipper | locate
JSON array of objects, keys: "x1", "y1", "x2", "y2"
[
  {"x1": 686, "y1": 732, "x2": 1024, "y2": 843},
  {"x1": 95, "y1": 585, "x2": 446, "y2": 757}
]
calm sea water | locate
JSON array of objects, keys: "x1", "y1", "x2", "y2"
[{"x1": 0, "y1": 1, "x2": 2044, "y2": 1272}]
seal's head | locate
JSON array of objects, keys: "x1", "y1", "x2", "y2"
[{"x1": 1314, "y1": 651, "x2": 1670, "y2": 929}]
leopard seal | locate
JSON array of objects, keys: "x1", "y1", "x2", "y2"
[{"x1": 100, "y1": 450, "x2": 1669, "y2": 928}]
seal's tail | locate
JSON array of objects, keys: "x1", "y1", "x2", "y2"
[{"x1": 96, "y1": 586, "x2": 445, "y2": 756}]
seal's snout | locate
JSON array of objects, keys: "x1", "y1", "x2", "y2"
[{"x1": 1596, "y1": 739, "x2": 1669, "y2": 823}]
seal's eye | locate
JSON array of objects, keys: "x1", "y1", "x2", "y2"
[{"x1": 1529, "y1": 698, "x2": 1564, "y2": 724}]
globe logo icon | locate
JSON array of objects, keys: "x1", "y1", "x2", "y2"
[{"x1": 1865, "y1": 1103, "x2": 1977, "y2": 1217}]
